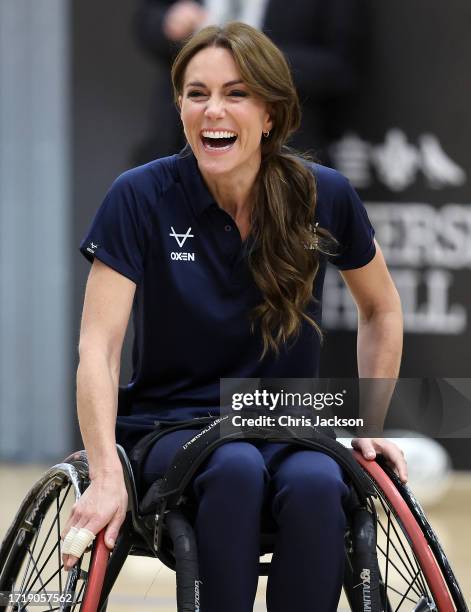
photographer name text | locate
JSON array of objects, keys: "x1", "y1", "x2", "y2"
[{"x1": 231, "y1": 414, "x2": 364, "y2": 428}]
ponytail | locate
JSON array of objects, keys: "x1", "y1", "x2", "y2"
[{"x1": 248, "y1": 149, "x2": 338, "y2": 358}]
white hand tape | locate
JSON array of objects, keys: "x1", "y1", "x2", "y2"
[
  {"x1": 61, "y1": 526, "x2": 79, "y2": 555},
  {"x1": 63, "y1": 527, "x2": 96, "y2": 558}
]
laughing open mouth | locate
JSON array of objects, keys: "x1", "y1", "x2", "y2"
[{"x1": 201, "y1": 130, "x2": 238, "y2": 150}]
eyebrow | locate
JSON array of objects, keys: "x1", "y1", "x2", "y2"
[{"x1": 185, "y1": 79, "x2": 244, "y2": 89}]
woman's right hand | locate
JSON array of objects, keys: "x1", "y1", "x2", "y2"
[{"x1": 61, "y1": 471, "x2": 128, "y2": 570}]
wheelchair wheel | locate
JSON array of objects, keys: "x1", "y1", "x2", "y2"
[
  {"x1": 349, "y1": 451, "x2": 467, "y2": 612},
  {"x1": 0, "y1": 461, "x2": 109, "y2": 611}
]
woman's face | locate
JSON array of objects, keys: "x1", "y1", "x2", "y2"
[{"x1": 179, "y1": 46, "x2": 273, "y2": 181}]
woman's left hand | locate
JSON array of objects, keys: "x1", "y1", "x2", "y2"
[{"x1": 351, "y1": 438, "x2": 408, "y2": 483}]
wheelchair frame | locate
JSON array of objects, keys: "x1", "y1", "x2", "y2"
[{"x1": 0, "y1": 444, "x2": 468, "y2": 612}]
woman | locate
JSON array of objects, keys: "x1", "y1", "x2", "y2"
[{"x1": 62, "y1": 22, "x2": 406, "y2": 611}]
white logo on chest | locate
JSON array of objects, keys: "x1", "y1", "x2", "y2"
[{"x1": 169, "y1": 226, "x2": 195, "y2": 261}]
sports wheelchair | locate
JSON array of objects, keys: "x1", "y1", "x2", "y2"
[{"x1": 0, "y1": 434, "x2": 468, "y2": 612}]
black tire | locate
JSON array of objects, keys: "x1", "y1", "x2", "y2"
[
  {"x1": 344, "y1": 453, "x2": 468, "y2": 612},
  {"x1": 0, "y1": 461, "x2": 96, "y2": 612}
]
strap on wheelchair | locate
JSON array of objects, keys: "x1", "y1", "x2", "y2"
[
  {"x1": 131, "y1": 415, "x2": 376, "y2": 531},
  {"x1": 128, "y1": 415, "x2": 219, "y2": 551},
  {"x1": 128, "y1": 416, "x2": 221, "y2": 497}
]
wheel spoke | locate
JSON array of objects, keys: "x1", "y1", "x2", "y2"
[
  {"x1": 384, "y1": 508, "x2": 391, "y2": 601},
  {"x1": 23, "y1": 538, "x2": 61, "y2": 595},
  {"x1": 394, "y1": 569, "x2": 422, "y2": 611},
  {"x1": 379, "y1": 500, "x2": 429, "y2": 596},
  {"x1": 23, "y1": 484, "x2": 72, "y2": 596},
  {"x1": 376, "y1": 497, "x2": 428, "y2": 596},
  {"x1": 70, "y1": 579, "x2": 86, "y2": 611},
  {"x1": 377, "y1": 516, "x2": 424, "y2": 591},
  {"x1": 386, "y1": 582, "x2": 418, "y2": 605},
  {"x1": 21, "y1": 548, "x2": 54, "y2": 611},
  {"x1": 18, "y1": 516, "x2": 43, "y2": 594},
  {"x1": 377, "y1": 543, "x2": 423, "y2": 600},
  {"x1": 377, "y1": 492, "x2": 429, "y2": 595},
  {"x1": 1, "y1": 478, "x2": 91, "y2": 612},
  {"x1": 34, "y1": 563, "x2": 64, "y2": 593},
  {"x1": 21, "y1": 487, "x2": 67, "y2": 594},
  {"x1": 364, "y1": 472, "x2": 438, "y2": 611},
  {"x1": 55, "y1": 494, "x2": 62, "y2": 595}
]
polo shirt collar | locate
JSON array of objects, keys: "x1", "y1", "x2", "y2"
[
  {"x1": 175, "y1": 146, "x2": 257, "y2": 256},
  {"x1": 177, "y1": 146, "x2": 218, "y2": 217}
]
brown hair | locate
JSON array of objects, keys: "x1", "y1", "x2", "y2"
[{"x1": 171, "y1": 22, "x2": 337, "y2": 357}]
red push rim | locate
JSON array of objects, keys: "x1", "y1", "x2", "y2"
[
  {"x1": 353, "y1": 451, "x2": 455, "y2": 611},
  {"x1": 80, "y1": 530, "x2": 109, "y2": 612}
]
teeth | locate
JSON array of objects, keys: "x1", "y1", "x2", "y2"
[{"x1": 202, "y1": 130, "x2": 237, "y2": 139}]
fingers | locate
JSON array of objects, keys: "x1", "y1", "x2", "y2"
[
  {"x1": 60, "y1": 474, "x2": 128, "y2": 571},
  {"x1": 60, "y1": 501, "x2": 80, "y2": 540},
  {"x1": 104, "y1": 510, "x2": 126, "y2": 550},
  {"x1": 61, "y1": 528, "x2": 78, "y2": 571},
  {"x1": 61, "y1": 509, "x2": 90, "y2": 571},
  {"x1": 382, "y1": 443, "x2": 408, "y2": 483},
  {"x1": 352, "y1": 438, "x2": 408, "y2": 484},
  {"x1": 62, "y1": 528, "x2": 95, "y2": 570},
  {"x1": 61, "y1": 509, "x2": 127, "y2": 571},
  {"x1": 61, "y1": 500, "x2": 100, "y2": 570},
  {"x1": 351, "y1": 437, "x2": 377, "y2": 460},
  {"x1": 62, "y1": 519, "x2": 100, "y2": 571}
]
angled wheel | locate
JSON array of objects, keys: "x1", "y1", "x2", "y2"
[
  {"x1": 0, "y1": 460, "x2": 109, "y2": 612},
  {"x1": 347, "y1": 452, "x2": 468, "y2": 612}
]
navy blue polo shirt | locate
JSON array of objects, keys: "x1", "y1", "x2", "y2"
[{"x1": 80, "y1": 150, "x2": 375, "y2": 451}]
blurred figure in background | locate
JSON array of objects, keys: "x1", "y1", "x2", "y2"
[{"x1": 133, "y1": 0, "x2": 367, "y2": 165}]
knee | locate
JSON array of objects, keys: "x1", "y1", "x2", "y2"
[
  {"x1": 300, "y1": 463, "x2": 346, "y2": 501},
  {"x1": 273, "y1": 452, "x2": 348, "y2": 518},
  {"x1": 193, "y1": 442, "x2": 267, "y2": 498}
]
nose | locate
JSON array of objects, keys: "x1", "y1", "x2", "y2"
[{"x1": 204, "y1": 95, "x2": 225, "y2": 120}]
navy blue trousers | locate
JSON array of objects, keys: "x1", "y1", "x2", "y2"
[{"x1": 142, "y1": 429, "x2": 349, "y2": 612}]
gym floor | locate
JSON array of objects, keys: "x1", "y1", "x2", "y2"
[{"x1": 1, "y1": 464, "x2": 470, "y2": 611}]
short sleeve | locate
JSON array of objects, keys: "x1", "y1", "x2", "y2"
[
  {"x1": 80, "y1": 173, "x2": 151, "y2": 283},
  {"x1": 327, "y1": 175, "x2": 376, "y2": 270}
]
